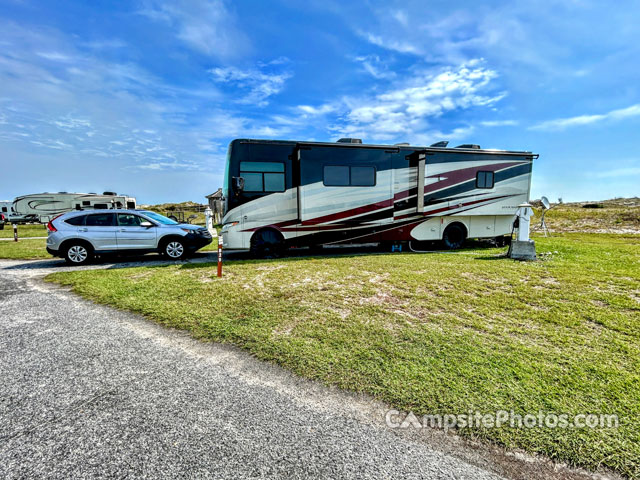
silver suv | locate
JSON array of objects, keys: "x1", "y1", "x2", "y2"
[{"x1": 46, "y1": 210, "x2": 212, "y2": 265}]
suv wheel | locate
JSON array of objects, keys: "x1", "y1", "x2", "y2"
[
  {"x1": 64, "y1": 243, "x2": 92, "y2": 265},
  {"x1": 164, "y1": 239, "x2": 186, "y2": 259}
]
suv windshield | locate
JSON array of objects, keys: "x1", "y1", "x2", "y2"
[{"x1": 140, "y1": 211, "x2": 178, "y2": 225}]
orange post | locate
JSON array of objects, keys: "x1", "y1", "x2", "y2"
[{"x1": 217, "y1": 237, "x2": 223, "y2": 277}]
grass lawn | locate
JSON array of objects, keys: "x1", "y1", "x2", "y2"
[
  {"x1": 46, "y1": 233, "x2": 640, "y2": 477},
  {"x1": 0, "y1": 238, "x2": 49, "y2": 259},
  {"x1": 0, "y1": 224, "x2": 48, "y2": 239}
]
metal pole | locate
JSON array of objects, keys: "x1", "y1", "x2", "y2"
[
  {"x1": 13, "y1": 223, "x2": 18, "y2": 242},
  {"x1": 217, "y1": 236, "x2": 223, "y2": 277}
]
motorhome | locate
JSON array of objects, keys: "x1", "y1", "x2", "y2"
[
  {"x1": 220, "y1": 138, "x2": 536, "y2": 255},
  {"x1": 12, "y1": 192, "x2": 137, "y2": 223}
]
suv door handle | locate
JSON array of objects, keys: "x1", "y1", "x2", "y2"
[
  {"x1": 79, "y1": 228, "x2": 88, "y2": 232},
  {"x1": 119, "y1": 228, "x2": 127, "y2": 232}
]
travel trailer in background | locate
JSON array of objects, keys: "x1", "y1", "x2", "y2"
[
  {"x1": 11, "y1": 192, "x2": 137, "y2": 223},
  {"x1": 0, "y1": 201, "x2": 14, "y2": 216},
  {"x1": 221, "y1": 138, "x2": 536, "y2": 255}
]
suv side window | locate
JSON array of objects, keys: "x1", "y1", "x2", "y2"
[
  {"x1": 86, "y1": 213, "x2": 115, "y2": 227},
  {"x1": 117, "y1": 213, "x2": 143, "y2": 226},
  {"x1": 65, "y1": 215, "x2": 86, "y2": 226}
]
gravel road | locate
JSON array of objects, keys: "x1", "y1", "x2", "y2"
[{"x1": 0, "y1": 259, "x2": 609, "y2": 479}]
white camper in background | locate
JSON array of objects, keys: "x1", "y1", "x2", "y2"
[
  {"x1": 0, "y1": 201, "x2": 13, "y2": 216},
  {"x1": 11, "y1": 192, "x2": 137, "y2": 223}
]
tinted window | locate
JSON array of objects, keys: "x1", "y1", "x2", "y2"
[
  {"x1": 243, "y1": 172, "x2": 263, "y2": 192},
  {"x1": 324, "y1": 165, "x2": 376, "y2": 187},
  {"x1": 82, "y1": 201, "x2": 91, "y2": 206},
  {"x1": 264, "y1": 173, "x2": 285, "y2": 191},
  {"x1": 323, "y1": 166, "x2": 350, "y2": 186},
  {"x1": 240, "y1": 162, "x2": 285, "y2": 192},
  {"x1": 476, "y1": 171, "x2": 495, "y2": 189},
  {"x1": 117, "y1": 213, "x2": 143, "y2": 226},
  {"x1": 86, "y1": 213, "x2": 115, "y2": 226},
  {"x1": 351, "y1": 166, "x2": 376, "y2": 186},
  {"x1": 65, "y1": 215, "x2": 86, "y2": 226},
  {"x1": 1, "y1": 207, "x2": 7, "y2": 213},
  {"x1": 240, "y1": 162, "x2": 284, "y2": 173},
  {"x1": 93, "y1": 203, "x2": 109, "y2": 209}
]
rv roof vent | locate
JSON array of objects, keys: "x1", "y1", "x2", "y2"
[
  {"x1": 430, "y1": 141, "x2": 449, "y2": 148},
  {"x1": 454, "y1": 144, "x2": 481, "y2": 149},
  {"x1": 103, "y1": 191, "x2": 117, "y2": 195},
  {"x1": 394, "y1": 142, "x2": 410, "y2": 146},
  {"x1": 337, "y1": 138, "x2": 362, "y2": 144}
]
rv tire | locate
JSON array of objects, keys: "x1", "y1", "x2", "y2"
[
  {"x1": 250, "y1": 229, "x2": 284, "y2": 258},
  {"x1": 442, "y1": 223, "x2": 466, "y2": 250}
]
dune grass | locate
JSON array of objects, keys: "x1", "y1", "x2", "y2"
[{"x1": 47, "y1": 233, "x2": 640, "y2": 477}]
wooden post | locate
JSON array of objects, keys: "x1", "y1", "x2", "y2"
[{"x1": 217, "y1": 236, "x2": 223, "y2": 277}]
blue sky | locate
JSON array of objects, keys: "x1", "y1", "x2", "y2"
[{"x1": 1, "y1": 0, "x2": 639, "y2": 204}]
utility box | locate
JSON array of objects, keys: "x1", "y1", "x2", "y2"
[{"x1": 509, "y1": 203, "x2": 536, "y2": 260}]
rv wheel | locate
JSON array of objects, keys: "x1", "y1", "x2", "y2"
[
  {"x1": 250, "y1": 229, "x2": 284, "y2": 258},
  {"x1": 442, "y1": 223, "x2": 466, "y2": 250}
]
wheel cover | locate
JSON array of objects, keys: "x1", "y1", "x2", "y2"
[
  {"x1": 166, "y1": 241, "x2": 184, "y2": 258},
  {"x1": 68, "y1": 245, "x2": 88, "y2": 263}
]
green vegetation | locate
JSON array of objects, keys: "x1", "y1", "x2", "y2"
[
  {"x1": 532, "y1": 197, "x2": 640, "y2": 234},
  {"x1": 0, "y1": 238, "x2": 48, "y2": 259},
  {"x1": 0, "y1": 223, "x2": 47, "y2": 239},
  {"x1": 47, "y1": 233, "x2": 640, "y2": 477}
]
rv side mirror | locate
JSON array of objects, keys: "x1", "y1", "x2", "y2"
[
  {"x1": 140, "y1": 221, "x2": 153, "y2": 228},
  {"x1": 232, "y1": 176, "x2": 245, "y2": 194}
]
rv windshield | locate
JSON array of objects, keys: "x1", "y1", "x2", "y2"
[{"x1": 140, "y1": 211, "x2": 179, "y2": 225}]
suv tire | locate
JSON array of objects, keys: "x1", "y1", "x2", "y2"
[
  {"x1": 162, "y1": 238, "x2": 186, "y2": 260},
  {"x1": 64, "y1": 242, "x2": 93, "y2": 265}
]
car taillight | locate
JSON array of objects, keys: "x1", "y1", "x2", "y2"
[{"x1": 47, "y1": 214, "x2": 63, "y2": 233}]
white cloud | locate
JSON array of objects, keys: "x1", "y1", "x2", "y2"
[
  {"x1": 209, "y1": 64, "x2": 292, "y2": 107},
  {"x1": 358, "y1": 31, "x2": 420, "y2": 55},
  {"x1": 296, "y1": 104, "x2": 335, "y2": 115},
  {"x1": 530, "y1": 103, "x2": 640, "y2": 131},
  {"x1": 352, "y1": 54, "x2": 396, "y2": 80},
  {"x1": 138, "y1": 0, "x2": 249, "y2": 58},
  {"x1": 330, "y1": 60, "x2": 504, "y2": 142},
  {"x1": 481, "y1": 119, "x2": 518, "y2": 127}
]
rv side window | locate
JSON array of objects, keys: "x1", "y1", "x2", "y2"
[
  {"x1": 323, "y1": 166, "x2": 376, "y2": 187},
  {"x1": 351, "y1": 166, "x2": 376, "y2": 186},
  {"x1": 239, "y1": 162, "x2": 285, "y2": 192},
  {"x1": 1, "y1": 207, "x2": 6, "y2": 213},
  {"x1": 476, "y1": 171, "x2": 494, "y2": 189},
  {"x1": 82, "y1": 201, "x2": 91, "y2": 206},
  {"x1": 65, "y1": 215, "x2": 86, "y2": 226},
  {"x1": 323, "y1": 166, "x2": 349, "y2": 186}
]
